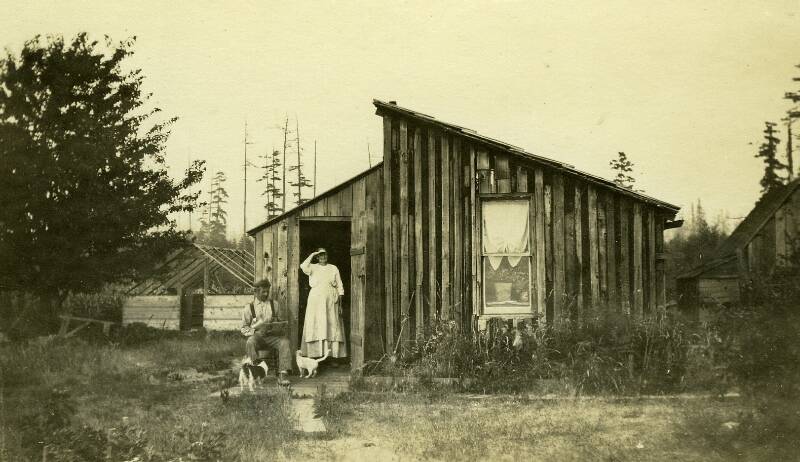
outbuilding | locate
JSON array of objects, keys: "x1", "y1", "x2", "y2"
[
  {"x1": 678, "y1": 178, "x2": 800, "y2": 308},
  {"x1": 123, "y1": 244, "x2": 254, "y2": 330},
  {"x1": 247, "y1": 100, "x2": 681, "y2": 372}
]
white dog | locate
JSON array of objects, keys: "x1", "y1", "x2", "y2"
[{"x1": 238, "y1": 357, "x2": 269, "y2": 391}]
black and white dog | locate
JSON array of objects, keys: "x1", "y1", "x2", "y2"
[{"x1": 238, "y1": 358, "x2": 269, "y2": 391}]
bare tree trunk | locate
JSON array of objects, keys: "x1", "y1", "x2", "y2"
[
  {"x1": 296, "y1": 117, "x2": 302, "y2": 205},
  {"x1": 282, "y1": 116, "x2": 288, "y2": 213}
]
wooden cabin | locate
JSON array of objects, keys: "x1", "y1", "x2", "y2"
[
  {"x1": 123, "y1": 244, "x2": 254, "y2": 330},
  {"x1": 678, "y1": 179, "x2": 800, "y2": 307},
  {"x1": 247, "y1": 100, "x2": 680, "y2": 372}
]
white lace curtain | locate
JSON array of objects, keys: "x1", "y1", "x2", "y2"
[{"x1": 482, "y1": 200, "x2": 530, "y2": 270}]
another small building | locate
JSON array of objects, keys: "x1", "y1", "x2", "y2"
[
  {"x1": 123, "y1": 244, "x2": 254, "y2": 330},
  {"x1": 678, "y1": 179, "x2": 800, "y2": 307},
  {"x1": 247, "y1": 100, "x2": 681, "y2": 372}
]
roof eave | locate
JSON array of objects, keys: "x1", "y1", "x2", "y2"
[{"x1": 374, "y1": 99, "x2": 680, "y2": 213}]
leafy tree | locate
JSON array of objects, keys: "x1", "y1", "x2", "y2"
[
  {"x1": 755, "y1": 121, "x2": 787, "y2": 194},
  {"x1": 609, "y1": 151, "x2": 636, "y2": 190},
  {"x1": 0, "y1": 34, "x2": 204, "y2": 330}
]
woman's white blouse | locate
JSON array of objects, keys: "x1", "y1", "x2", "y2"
[{"x1": 300, "y1": 262, "x2": 345, "y2": 296}]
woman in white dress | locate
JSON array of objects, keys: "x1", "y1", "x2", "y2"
[{"x1": 300, "y1": 248, "x2": 347, "y2": 358}]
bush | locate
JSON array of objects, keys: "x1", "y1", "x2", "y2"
[
  {"x1": 63, "y1": 291, "x2": 126, "y2": 322},
  {"x1": 391, "y1": 314, "x2": 704, "y2": 395}
]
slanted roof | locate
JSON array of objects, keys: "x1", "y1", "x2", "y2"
[
  {"x1": 128, "y1": 244, "x2": 254, "y2": 295},
  {"x1": 373, "y1": 99, "x2": 680, "y2": 212},
  {"x1": 246, "y1": 162, "x2": 383, "y2": 235},
  {"x1": 713, "y1": 179, "x2": 800, "y2": 260},
  {"x1": 677, "y1": 178, "x2": 800, "y2": 280}
]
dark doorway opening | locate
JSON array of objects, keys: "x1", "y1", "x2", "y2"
[
  {"x1": 180, "y1": 292, "x2": 204, "y2": 330},
  {"x1": 298, "y1": 219, "x2": 351, "y2": 366}
]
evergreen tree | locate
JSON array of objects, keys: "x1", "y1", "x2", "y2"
[
  {"x1": 755, "y1": 121, "x2": 787, "y2": 194},
  {"x1": 609, "y1": 151, "x2": 637, "y2": 190},
  {"x1": 197, "y1": 171, "x2": 229, "y2": 246},
  {"x1": 257, "y1": 149, "x2": 283, "y2": 218},
  {"x1": 0, "y1": 34, "x2": 204, "y2": 329}
]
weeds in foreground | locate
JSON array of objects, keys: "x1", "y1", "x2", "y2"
[{"x1": 0, "y1": 327, "x2": 295, "y2": 461}]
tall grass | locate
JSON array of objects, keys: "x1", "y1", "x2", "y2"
[
  {"x1": 0, "y1": 326, "x2": 297, "y2": 461},
  {"x1": 392, "y1": 314, "x2": 707, "y2": 395}
]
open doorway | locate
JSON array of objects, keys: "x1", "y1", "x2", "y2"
[{"x1": 298, "y1": 219, "x2": 352, "y2": 367}]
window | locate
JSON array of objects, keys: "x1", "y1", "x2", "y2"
[{"x1": 481, "y1": 198, "x2": 532, "y2": 314}]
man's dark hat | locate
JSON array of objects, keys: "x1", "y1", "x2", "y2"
[{"x1": 254, "y1": 279, "x2": 271, "y2": 288}]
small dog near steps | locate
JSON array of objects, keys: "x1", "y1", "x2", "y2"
[{"x1": 238, "y1": 358, "x2": 269, "y2": 392}]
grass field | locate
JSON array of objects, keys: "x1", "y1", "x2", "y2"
[{"x1": 0, "y1": 332, "x2": 792, "y2": 461}]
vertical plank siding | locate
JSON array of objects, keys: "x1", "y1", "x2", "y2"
[
  {"x1": 587, "y1": 185, "x2": 600, "y2": 313},
  {"x1": 632, "y1": 202, "x2": 644, "y2": 318},
  {"x1": 382, "y1": 117, "x2": 395, "y2": 353},
  {"x1": 251, "y1": 113, "x2": 675, "y2": 359},
  {"x1": 413, "y1": 129, "x2": 425, "y2": 339},
  {"x1": 605, "y1": 195, "x2": 618, "y2": 310},
  {"x1": 452, "y1": 139, "x2": 463, "y2": 328},
  {"x1": 618, "y1": 198, "x2": 631, "y2": 315},
  {"x1": 534, "y1": 169, "x2": 546, "y2": 320},
  {"x1": 428, "y1": 130, "x2": 439, "y2": 325},
  {"x1": 440, "y1": 136, "x2": 452, "y2": 320},
  {"x1": 398, "y1": 120, "x2": 410, "y2": 348},
  {"x1": 551, "y1": 173, "x2": 566, "y2": 322}
]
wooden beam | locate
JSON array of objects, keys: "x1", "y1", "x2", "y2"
[
  {"x1": 618, "y1": 198, "x2": 631, "y2": 315},
  {"x1": 574, "y1": 185, "x2": 584, "y2": 318},
  {"x1": 382, "y1": 116, "x2": 395, "y2": 352},
  {"x1": 587, "y1": 185, "x2": 599, "y2": 313},
  {"x1": 606, "y1": 194, "x2": 617, "y2": 311},
  {"x1": 413, "y1": 128, "x2": 424, "y2": 339},
  {"x1": 655, "y1": 213, "x2": 666, "y2": 314},
  {"x1": 288, "y1": 215, "x2": 299, "y2": 354},
  {"x1": 534, "y1": 168, "x2": 546, "y2": 321},
  {"x1": 632, "y1": 202, "x2": 643, "y2": 318},
  {"x1": 544, "y1": 182, "x2": 553, "y2": 323},
  {"x1": 552, "y1": 173, "x2": 565, "y2": 323},
  {"x1": 440, "y1": 135, "x2": 452, "y2": 320},
  {"x1": 598, "y1": 191, "x2": 607, "y2": 310},
  {"x1": 452, "y1": 138, "x2": 463, "y2": 327},
  {"x1": 647, "y1": 208, "x2": 656, "y2": 315},
  {"x1": 428, "y1": 130, "x2": 439, "y2": 324},
  {"x1": 398, "y1": 120, "x2": 410, "y2": 348},
  {"x1": 469, "y1": 145, "x2": 478, "y2": 325}
]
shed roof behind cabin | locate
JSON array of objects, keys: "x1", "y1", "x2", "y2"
[
  {"x1": 713, "y1": 178, "x2": 800, "y2": 260},
  {"x1": 373, "y1": 99, "x2": 680, "y2": 212},
  {"x1": 128, "y1": 244, "x2": 254, "y2": 295},
  {"x1": 678, "y1": 178, "x2": 800, "y2": 280}
]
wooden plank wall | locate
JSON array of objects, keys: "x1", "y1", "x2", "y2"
[
  {"x1": 204, "y1": 294, "x2": 252, "y2": 330},
  {"x1": 252, "y1": 168, "x2": 384, "y2": 362},
  {"x1": 122, "y1": 296, "x2": 180, "y2": 330},
  {"x1": 379, "y1": 113, "x2": 674, "y2": 350}
]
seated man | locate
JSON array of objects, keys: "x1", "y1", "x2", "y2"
[{"x1": 241, "y1": 279, "x2": 292, "y2": 386}]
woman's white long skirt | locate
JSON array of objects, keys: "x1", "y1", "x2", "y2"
[{"x1": 301, "y1": 285, "x2": 347, "y2": 358}]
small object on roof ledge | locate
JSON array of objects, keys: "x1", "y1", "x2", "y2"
[
  {"x1": 665, "y1": 219, "x2": 684, "y2": 229},
  {"x1": 389, "y1": 100, "x2": 397, "y2": 105}
]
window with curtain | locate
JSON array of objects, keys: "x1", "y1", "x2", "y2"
[{"x1": 482, "y1": 198, "x2": 532, "y2": 314}]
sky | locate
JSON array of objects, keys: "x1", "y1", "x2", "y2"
[{"x1": 3, "y1": 1, "x2": 800, "y2": 237}]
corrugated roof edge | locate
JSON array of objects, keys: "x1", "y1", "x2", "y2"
[
  {"x1": 246, "y1": 162, "x2": 384, "y2": 235},
  {"x1": 374, "y1": 99, "x2": 680, "y2": 212}
]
